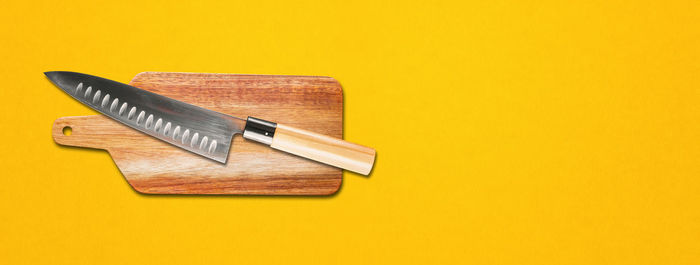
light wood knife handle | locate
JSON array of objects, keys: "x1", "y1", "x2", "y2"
[{"x1": 243, "y1": 117, "x2": 376, "y2": 175}]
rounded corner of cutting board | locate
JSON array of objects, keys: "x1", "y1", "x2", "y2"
[
  {"x1": 322, "y1": 76, "x2": 344, "y2": 95},
  {"x1": 130, "y1": 71, "x2": 156, "y2": 80},
  {"x1": 323, "y1": 177, "x2": 343, "y2": 195}
]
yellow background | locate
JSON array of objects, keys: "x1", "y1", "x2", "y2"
[{"x1": 1, "y1": 0, "x2": 699, "y2": 264}]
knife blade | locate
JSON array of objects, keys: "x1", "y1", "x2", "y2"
[{"x1": 46, "y1": 71, "x2": 376, "y2": 175}]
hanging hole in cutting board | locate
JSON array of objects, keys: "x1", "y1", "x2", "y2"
[{"x1": 62, "y1": 126, "x2": 72, "y2": 136}]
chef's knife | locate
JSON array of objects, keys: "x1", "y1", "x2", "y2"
[{"x1": 46, "y1": 71, "x2": 376, "y2": 175}]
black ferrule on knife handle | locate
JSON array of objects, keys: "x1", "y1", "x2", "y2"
[{"x1": 242, "y1": 116, "x2": 277, "y2": 145}]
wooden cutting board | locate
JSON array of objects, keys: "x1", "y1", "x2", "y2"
[{"x1": 51, "y1": 72, "x2": 343, "y2": 195}]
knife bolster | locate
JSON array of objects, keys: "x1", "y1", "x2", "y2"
[{"x1": 242, "y1": 116, "x2": 277, "y2": 145}]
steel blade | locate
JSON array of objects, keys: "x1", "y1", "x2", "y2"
[{"x1": 46, "y1": 71, "x2": 245, "y2": 163}]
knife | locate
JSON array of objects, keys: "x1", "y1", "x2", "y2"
[{"x1": 46, "y1": 71, "x2": 376, "y2": 175}]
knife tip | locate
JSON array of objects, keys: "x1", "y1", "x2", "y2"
[
  {"x1": 44, "y1": 71, "x2": 58, "y2": 78},
  {"x1": 44, "y1": 71, "x2": 67, "y2": 84}
]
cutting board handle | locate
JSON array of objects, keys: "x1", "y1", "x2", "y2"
[
  {"x1": 243, "y1": 117, "x2": 376, "y2": 175},
  {"x1": 53, "y1": 116, "x2": 112, "y2": 150}
]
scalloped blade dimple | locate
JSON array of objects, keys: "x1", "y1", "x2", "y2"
[{"x1": 46, "y1": 71, "x2": 244, "y2": 163}]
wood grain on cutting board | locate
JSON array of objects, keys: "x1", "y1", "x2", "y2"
[{"x1": 51, "y1": 72, "x2": 344, "y2": 195}]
